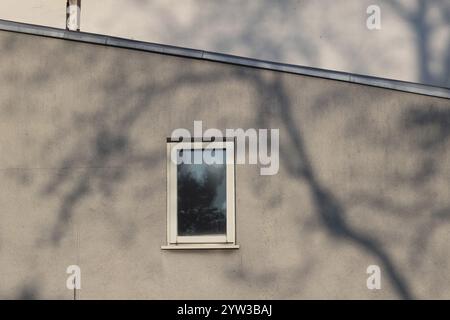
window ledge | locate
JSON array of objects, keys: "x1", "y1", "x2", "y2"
[{"x1": 161, "y1": 244, "x2": 240, "y2": 250}]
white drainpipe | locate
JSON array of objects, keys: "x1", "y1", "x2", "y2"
[{"x1": 66, "y1": 0, "x2": 81, "y2": 31}]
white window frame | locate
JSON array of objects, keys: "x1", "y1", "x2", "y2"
[{"x1": 162, "y1": 139, "x2": 239, "y2": 250}]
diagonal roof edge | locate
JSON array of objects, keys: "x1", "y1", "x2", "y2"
[{"x1": 0, "y1": 19, "x2": 448, "y2": 99}]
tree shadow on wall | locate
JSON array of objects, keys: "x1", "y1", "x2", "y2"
[
  {"x1": 241, "y1": 71, "x2": 415, "y2": 299},
  {"x1": 389, "y1": 0, "x2": 450, "y2": 88},
  {"x1": 404, "y1": 106, "x2": 450, "y2": 151},
  {"x1": 39, "y1": 59, "x2": 418, "y2": 299},
  {"x1": 3, "y1": 2, "x2": 449, "y2": 300},
  {"x1": 39, "y1": 52, "x2": 231, "y2": 245},
  {"x1": 402, "y1": 105, "x2": 450, "y2": 268}
]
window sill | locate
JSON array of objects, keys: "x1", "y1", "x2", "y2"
[{"x1": 161, "y1": 244, "x2": 240, "y2": 250}]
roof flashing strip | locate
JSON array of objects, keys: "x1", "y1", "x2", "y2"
[{"x1": 0, "y1": 19, "x2": 448, "y2": 99}]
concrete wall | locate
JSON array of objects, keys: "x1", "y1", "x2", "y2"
[
  {"x1": 0, "y1": 30, "x2": 450, "y2": 300},
  {"x1": 0, "y1": 0, "x2": 449, "y2": 88}
]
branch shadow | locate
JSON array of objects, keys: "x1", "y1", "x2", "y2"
[{"x1": 246, "y1": 72, "x2": 415, "y2": 299}]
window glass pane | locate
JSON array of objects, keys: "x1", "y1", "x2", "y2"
[{"x1": 177, "y1": 149, "x2": 227, "y2": 236}]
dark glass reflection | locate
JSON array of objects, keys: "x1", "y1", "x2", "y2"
[{"x1": 177, "y1": 149, "x2": 227, "y2": 236}]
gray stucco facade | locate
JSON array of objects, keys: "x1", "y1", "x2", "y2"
[{"x1": 0, "y1": 27, "x2": 449, "y2": 299}]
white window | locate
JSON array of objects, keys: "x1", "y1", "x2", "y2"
[{"x1": 162, "y1": 138, "x2": 238, "y2": 249}]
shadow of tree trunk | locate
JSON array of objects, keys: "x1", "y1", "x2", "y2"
[
  {"x1": 252, "y1": 74, "x2": 414, "y2": 299},
  {"x1": 389, "y1": 0, "x2": 450, "y2": 88}
]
